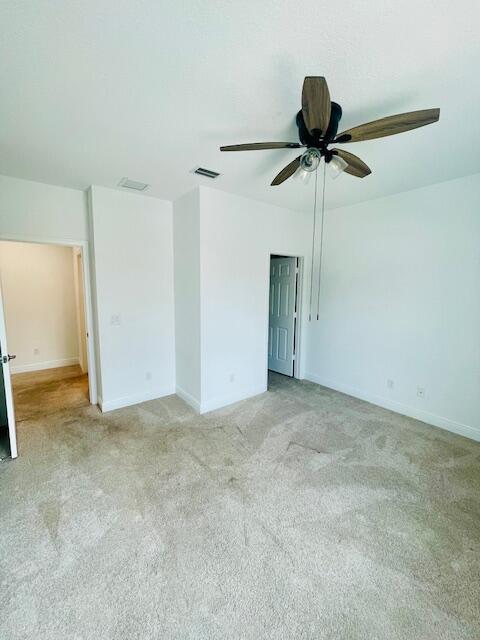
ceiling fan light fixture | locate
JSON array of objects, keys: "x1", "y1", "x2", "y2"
[
  {"x1": 328, "y1": 154, "x2": 348, "y2": 179},
  {"x1": 293, "y1": 148, "x2": 322, "y2": 185},
  {"x1": 300, "y1": 148, "x2": 321, "y2": 172}
]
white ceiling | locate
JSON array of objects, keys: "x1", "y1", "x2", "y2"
[{"x1": 1, "y1": 1, "x2": 479, "y2": 212}]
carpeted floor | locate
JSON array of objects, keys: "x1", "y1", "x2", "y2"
[
  {"x1": 0, "y1": 373, "x2": 479, "y2": 639},
  {"x1": 12, "y1": 365, "x2": 89, "y2": 422}
]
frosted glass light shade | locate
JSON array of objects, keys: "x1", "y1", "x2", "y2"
[
  {"x1": 329, "y1": 154, "x2": 348, "y2": 179},
  {"x1": 293, "y1": 167, "x2": 312, "y2": 184}
]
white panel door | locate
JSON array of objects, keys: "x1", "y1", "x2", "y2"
[
  {"x1": 0, "y1": 281, "x2": 17, "y2": 458},
  {"x1": 268, "y1": 256, "x2": 297, "y2": 376}
]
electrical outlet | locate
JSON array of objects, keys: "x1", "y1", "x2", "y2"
[
  {"x1": 110, "y1": 314, "x2": 121, "y2": 326},
  {"x1": 33, "y1": 348, "x2": 39, "y2": 355},
  {"x1": 417, "y1": 387, "x2": 426, "y2": 398},
  {"x1": 229, "y1": 373, "x2": 235, "y2": 383},
  {"x1": 145, "y1": 372, "x2": 152, "y2": 381},
  {"x1": 387, "y1": 379, "x2": 394, "y2": 389}
]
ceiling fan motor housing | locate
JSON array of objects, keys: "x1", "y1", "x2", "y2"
[{"x1": 296, "y1": 102, "x2": 342, "y2": 151}]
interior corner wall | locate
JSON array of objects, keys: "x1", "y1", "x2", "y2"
[
  {"x1": 198, "y1": 186, "x2": 312, "y2": 413},
  {"x1": 86, "y1": 187, "x2": 103, "y2": 403},
  {"x1": 173, "y1": 189, "x2": 201, "y2": 410},
  {"x1": 0, "y1": 241, "x2": 79, "y2": 373},
  {"x1": 89, "y1": 186, "x2": 175, "y2": 411},
  {"x1": 305, "y1": 172, "x2": 480, "y2": 442}
]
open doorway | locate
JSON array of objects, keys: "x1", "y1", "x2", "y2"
[
  {"x1": 0, "y1": 240, "x2": 95, "y2": 457},
  {"x1": 267, "y1": 255, "x2": 301, "y2": 381}
]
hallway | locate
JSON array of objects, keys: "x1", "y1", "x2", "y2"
[{"x1": 12, "y1": 365, "x2": 89, "y2": 422}]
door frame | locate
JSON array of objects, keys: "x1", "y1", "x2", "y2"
[
  {"x1": 0, "y1": 234, "x2": 98, "y2": 409},
  {"x1": 0, "y1": 282, "x2": 17, "y2": 458},
  {"x1": 264, "y1": 252, "x2": 304, "y2": 387},
  {"x1": 73, "y1": 247, "x2": 88, "y2": 373}
]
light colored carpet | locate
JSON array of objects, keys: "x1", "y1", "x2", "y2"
[
  {"x1": 0, "y1": 373, "x2": 479, "y2": 639},
  {"x1": 12, "y1": 365, "x2": 89, "y2": 422}
]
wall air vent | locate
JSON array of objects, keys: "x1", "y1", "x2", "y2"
[
  {"x1": 118, "y1": 177, "x2": 149, "y2": 191},
  {"x1": 192, "y1": 167, "x2": 220, "y2": 179}
]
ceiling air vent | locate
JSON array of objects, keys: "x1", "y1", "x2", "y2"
[
  {"x1": 118, "y1": 177, "x2": 149, "y2": 191},
  {"x1": 192, "y1": 167, "x2": 220, "y2": 179}
]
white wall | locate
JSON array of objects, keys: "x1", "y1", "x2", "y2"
[
  {"x1": 0, "y1": 241, "x2": 79, "y2": 372},
  {"x1": 198, "y1": 187, "x2": 311, "y2": 413},
  {"x1": 173, "y1": 189, "x2": 201, "y2": 409},
  {"x1": 89, "y1": 186, "x2": 175, "y2": 411},
  {"x1": 306, "y1": 173, "x2": 480, "y2": 441},
  {"x1": 2, "y1": 172, "x2": 477, "y2": 443},
  {"x1": 0, "y1": 174, "x2": 88, "y2": 242}
]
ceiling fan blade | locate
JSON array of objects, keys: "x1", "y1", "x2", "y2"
[
  {"x1": 220, "y1": 142, "x2": 301, "y2": 151},
  {"x1": 271, "y1": 156, "x2": 301, "y2": 186},
  {"x1": 332, "y1": 149, "x2": 371, "y2": 178},
  {"x1": 335, "y1": 108, "x2": 440, "y2": 143},
  {"x1": 302, "y1": 76, "x2": 331, "y2": 136}
]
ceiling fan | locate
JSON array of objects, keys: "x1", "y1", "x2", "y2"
[{"x1": 220, "y1": 77, "x2": 440, "y2": 185}]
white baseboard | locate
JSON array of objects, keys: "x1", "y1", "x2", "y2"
[
  {"x1": 305, "y1": 372, "x2": 480, "y2": 443},
  {"x1": 176, "y1": 386, "x2": 201, "y2": 413},
  {"x1": 99, "y1": 386, "x2": 176, "y2": 413},
  {"x1": 200, "y1": 385, "x2": 267, "y2": 414},
  {"x1": 11, "y1": 357, "x2": 80, "y2": 374}
]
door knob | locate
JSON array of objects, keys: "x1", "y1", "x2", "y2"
[{"x1": 1, "y1": 354, "x2": 16, "y2": 364}]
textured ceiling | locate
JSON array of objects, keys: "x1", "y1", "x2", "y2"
[{"x1": 1, "y1": 1, "x2": 479, "y2": 211}]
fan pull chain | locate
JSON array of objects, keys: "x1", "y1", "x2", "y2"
[
  {"x1": 316, "y1": 160, "x2": 327, "y2": 320},
  {"x1": 308, "y1": 167, "x2": 319, "y2": 321}
]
